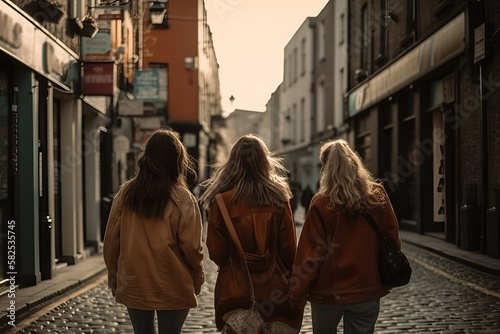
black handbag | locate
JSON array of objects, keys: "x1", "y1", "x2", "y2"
[{"x1": 363, "y1": 214, "x2": 412, "y2": 288}]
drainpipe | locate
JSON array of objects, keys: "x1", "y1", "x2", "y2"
[{"x1": 477, "y1": 0, "x2": 488, "y2": 253}]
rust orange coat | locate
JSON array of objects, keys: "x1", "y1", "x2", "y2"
[
  {"x1": 288, "y1": 187, "x2": 401, "y2": 306},
  {"x1": 206, "y1": 189, "x2": 302, "y2": 330}
]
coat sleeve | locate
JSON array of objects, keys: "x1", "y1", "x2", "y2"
[
  {"x1": 205, "y1": 200, "x2": 230, "y2": 267},
  {"x1": 277, "y1": 202, "x2": 297, "y2": 272},
  {"x1": 103, "y1": 191, "x2": 123, "y2": 293},
  {"x1": 288, "y1": 195, "x2": 329, "y2": 305},
  {"x1": 177, "y1": 191, "x2": 205, "y2": 286}
]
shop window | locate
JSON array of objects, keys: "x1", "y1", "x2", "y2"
[
  {"x1": 0, "y1": 72, "x2": 8, "y2": 201},
  {"x1": 398, "y1": 117, "x2": 417, "y2": 221},
  {"x1": 0, "y1": 70, "x2": 9, "y2": 290},
  {"x1": 379, "y1": 104, "x2": 393, "y2": 180},
  {"x1": 399, "y1": 93, "x2": 415, "y2": 121},
  {"x1": 355, "y1": 116, "x2": 371, "y2": 167}
]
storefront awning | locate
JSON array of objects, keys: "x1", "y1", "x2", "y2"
[
  {"x1": 0, "y1": 1, "x2": 79, "y2": 91},
  {"x1": 348, "y1": 12, "x2": 465, "y2": 117}
]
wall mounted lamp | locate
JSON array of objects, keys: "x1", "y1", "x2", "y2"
[
  {"x1": 385, "y1": 11, "x2": 399, "y2": 23},
  {"x1": 149, "y1": 1, "x2": 169, "y2": 28},
  {"x1": 79, "y1": 16, "x2": 99, "y2": 38},
  {"x1": 184, "y1": 57, "x2": 196, "y2": 69}
]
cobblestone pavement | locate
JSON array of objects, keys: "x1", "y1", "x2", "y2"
[{"x1": 8, "y1": 239, "x2": 500, "y2": 333}]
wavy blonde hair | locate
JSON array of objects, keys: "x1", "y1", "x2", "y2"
[
  {"x1": 318, "y1": 139, "x2": 385, "y2": 214},
  {"x1": 200, "y1": 134, "x2": 291, "y2": 210}
]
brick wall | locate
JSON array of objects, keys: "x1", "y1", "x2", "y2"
[
  {"x1": 458, "y1": 64, "x2": 483, "y2": 205},
  {"x1": 485, "y1": 1, "x2": 500, "y2": 205}
]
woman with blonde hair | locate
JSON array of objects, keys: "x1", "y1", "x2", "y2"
[
  {"x1": 200, "y1": 134, "x2": 303, "y2": 332},
  {"x1": 103, "y1": 129, "x2": 205, "y2": 334},
  {"x1": 288, "y1": 139, "x2": 401, "y2": 334}
]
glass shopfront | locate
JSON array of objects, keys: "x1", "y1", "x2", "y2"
[{"x1": 0, "y1": 68, "x2": 11, "y2": 289}]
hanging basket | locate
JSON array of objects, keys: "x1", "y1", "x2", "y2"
[{"x1": 36, "y1": 0, "x2": 65, "y2": 23}]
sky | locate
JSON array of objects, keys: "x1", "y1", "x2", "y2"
[{"x1": 204, "y1": 0, "x2": 330, "y2": 115}]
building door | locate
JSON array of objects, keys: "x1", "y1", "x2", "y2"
[
  {"x1": 53, "y1": 101, "x2": 62, "y2": 262},
  {"x1": 38, "y1": 79, "x2": 53, "y2": 279},
  {"x1": 398, "y1": 94, "x2": 417, "y2": 224}
]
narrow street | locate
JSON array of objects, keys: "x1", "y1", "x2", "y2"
[{"x1": 7, "y1": 228, "x2": 500, "y2": 333}]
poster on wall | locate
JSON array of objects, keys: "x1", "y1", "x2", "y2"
[{"x1": 433, "y1": 111, "x2": 445, "y2": 222}]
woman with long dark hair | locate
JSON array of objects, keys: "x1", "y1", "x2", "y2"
[{"x1": 103, "y1": 129, "x2": 204, "y2": 334}]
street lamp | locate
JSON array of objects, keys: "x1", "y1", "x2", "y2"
[{"x1": 149, "y1": 1, "x2": 169, "y2": 28}]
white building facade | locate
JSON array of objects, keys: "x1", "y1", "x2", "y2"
[{"x1": 280, "y1": 17, "x2": 316, "y2": 190}]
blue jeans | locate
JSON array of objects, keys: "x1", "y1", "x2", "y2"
[
  {"x1": 127, "y1": 308, "x2": 189, "y2": 334},
  {"x1": 311, "y1": 300, "x2": 380, "y2": 334}
]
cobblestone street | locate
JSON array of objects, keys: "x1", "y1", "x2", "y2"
[{"x1": 7, "y1": 236, "x2": 500, "y2": 334}]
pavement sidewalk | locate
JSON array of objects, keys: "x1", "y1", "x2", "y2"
[
  {"x1": 0, "y1": 254, "x2": 107, "y2": 327},
  {"x1": 1, "y1": 206, "x2": 499, "y2": 327}
]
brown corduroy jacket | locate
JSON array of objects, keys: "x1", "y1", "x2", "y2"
[
  {"x1": 288, "y1": 187, "x2": 401, "y2": 306},
  {"x1": 103, "y1": 184, "x2": 204, "y2": 310}
]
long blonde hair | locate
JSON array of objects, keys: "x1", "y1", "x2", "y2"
[
  {"x1": 200, "y1": 134, "x2": 291, "y2": 210},
  {"x1": 318, "y1": 139, "x2": 385, "y2": 214}
]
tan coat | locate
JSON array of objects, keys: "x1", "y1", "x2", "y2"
[
  {"x1": 103, "y1": 184, "x2": 204, "y2": 310},
  {"x1": 289, "y1": 187, "x2": 401, "y2": 306}
]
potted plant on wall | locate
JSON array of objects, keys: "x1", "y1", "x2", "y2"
[
  {"x1": 36, "y1": 0, "x2": 65, "y2": 23},
  {"x1": 80, "y1": 15, "x2": 99, "y2": 38}
]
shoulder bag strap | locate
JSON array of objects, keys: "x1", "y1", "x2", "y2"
[
  {"x1": 215, "y1": 194, "x2": 256, "y2": 304},
  {"x1": 362, "y1": 213, "x2": 385, "y2": 241}
]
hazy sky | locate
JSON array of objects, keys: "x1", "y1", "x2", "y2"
[{"x1": 205, "y1": 0, "x2": 329, "y2": 114}]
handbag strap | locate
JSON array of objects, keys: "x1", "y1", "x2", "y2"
[
  {"x1": 215, "y1": 194, "x2": 256, "y2": 305},
  {"x1": 362, "y1": 213, "x2": 386, "y2": 240}
]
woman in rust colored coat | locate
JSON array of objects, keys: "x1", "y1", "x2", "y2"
[
  {"x1": 200, "y1": 134, "x2": 303, "y2": 332},
  {"x1": 288, "y1": 139, "x2": 402, "y2": 334}
]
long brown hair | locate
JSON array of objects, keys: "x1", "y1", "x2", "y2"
[
  {"x1": 318, "y1": 139, "x2": 385, "y2": 214},
  {"x1": 200, "y1": 134, "x2": 291, "y2": 210},
  {"x1": 122, "y1": 129, "x2": 195, "y2": 219}
]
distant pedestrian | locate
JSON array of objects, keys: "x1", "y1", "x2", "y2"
[
  {"x1": 287, "y1": 172, "x2": 301, "y2": 215},
  {"x1": 200, "y1": 134, "x2": 303, "y2": 332},
  {"x1": 103, "y1": 129, "x2": 205, "y2": 334},
  {"x1": 300, "y1": 184, "x2": 314, "y2": 214},
  {"x1": 288, "y1": 139, "x2": 401, "y2": 334}
]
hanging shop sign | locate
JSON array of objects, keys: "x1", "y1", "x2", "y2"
[
  {"x1": 133, "y1": 69, "x2": 160, "y2": 101},
  {"x1": 117, "y1": 99, "x2": 167, "y2": 117},
  {"x1": 81, "y1": 28, "x2": 113, "y2": 62},
  {"x1": 82, "y1": 62, "x2": 116, "y2": 96}
]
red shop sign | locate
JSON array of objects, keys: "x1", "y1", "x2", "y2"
[{"x1": 82, "y1": 62, "x2": 115, "y2": 96}]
